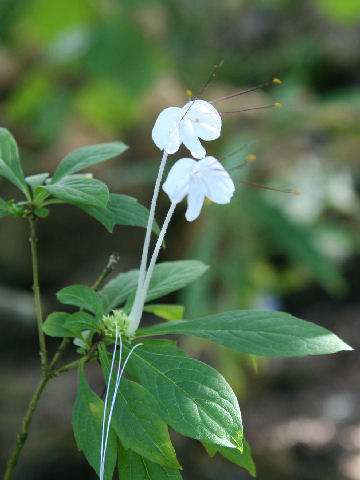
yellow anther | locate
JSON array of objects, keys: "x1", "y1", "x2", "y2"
[
  {"x1": 272, "y1": 78, "x2": 282, "y2": 85},
  {"x1": 292, "y1": 189, "x2": 301, "y2": 195},
  {"x1": 274, "y1": 102, "x2": 283, "y2": 108},
  {"x1": 186, "y1": 89, "x2": 192, "y2": 97},
  {"x1": 246, "y1": 154, "x2": 256, "y2": 162},
  {"x1": 205, "y1": 197, "x2": 211, "y2": 205},
  {"x1": 195, "y1": 117, "x2": 200, "y2": 123}
]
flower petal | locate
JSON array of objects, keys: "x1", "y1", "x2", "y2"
[
  {"x1": 162, "y1": 157, "x2": 197, "y2": 203},
  {"x1": 185, "y1": 179, "x2": 206, "y2": 221},
  {"x1": 180, "y1": 118, "x2": 206, "y2": 159},
  {"x1": 199, "y1": 157, "x2": 235, "y2": 204},
  {"x1": 152, "y1": 107, "x2": 181, "y2": 154},
  {"x1": 181, "y1": 100, "x2": 221, "y2": 141}
]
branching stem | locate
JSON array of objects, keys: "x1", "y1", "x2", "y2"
[
  {"x1": 3, "y1": 250, "x2": 118, "y2": 480},
  {"x1": 28, "y1": 216, "x2": 48, "y2": 370}
]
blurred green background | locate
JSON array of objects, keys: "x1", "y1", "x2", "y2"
[{"x1": 0, "y1": 0, "x2": 359, "y2": 479}]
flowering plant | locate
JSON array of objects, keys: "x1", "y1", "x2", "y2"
[{"x1": 0, "y1": 79, "x2": 352, "y2": 480}]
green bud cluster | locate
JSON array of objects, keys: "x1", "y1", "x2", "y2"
[{"x1": 101, "y1": 309, "x2": 132, "y2": 340}]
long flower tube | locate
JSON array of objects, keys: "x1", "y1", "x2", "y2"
[
  {"x1": 127, "y1": 202, "x2": 177, "y2": 335},
  {"x1": 129, "y1": 150, "x2": 168, "y2": 326}
]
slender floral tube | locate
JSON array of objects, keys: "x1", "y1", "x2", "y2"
[
  {"x1": 127, "y1": 202, "x2": 177, "y2": 335},
  {"x1": 129, "y1": 150, "x2": 168, "y2": 326}
]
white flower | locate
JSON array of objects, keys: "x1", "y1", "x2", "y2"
[
  {"x1": 152, "y1": 100, "x2": 222, "y2": 159},
  {"x1": 163, "y1": 156, "x2": 235, "y2": 221}
]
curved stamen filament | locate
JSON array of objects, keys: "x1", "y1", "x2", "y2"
[
  {"x1": 233, "y1": 178, "x2": 298, "y2": 194},
  {"x1": 220, "y1": 104, "x2": 282, "y2": 115},
  {"x1": 210, "y1": 78, "x2": 281, "y2": 104}
]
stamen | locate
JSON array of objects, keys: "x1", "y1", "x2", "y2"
[
  {"x1": 292, "y1": 189, "x2": 301, "y2": 195},
  {"x1": 180, "y1": 60, "x2": 224, "y2": 122},
  {"x1": 186, "y1": 89, "x2": 192, "y2": 98},
  {"x1": 210, "y1": 77, "x2": 282, "y2": 104},
  {"x1": 220, "y1": 104, "x2": 281, "y2": 114},
  {"x1": 196, "y1": 60, "x2": 224, "y2": 98},
  {"x1": 246, "y1": 154, "x2": 256, "y2": 162},
  {"x1": 219, "y1": 140, "x2": 257, "y2": 162},
  {"x1": 233, "y1": 178, "x2": 297, "y2": 194}
]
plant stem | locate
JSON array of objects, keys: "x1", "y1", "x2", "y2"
[
  {"x1": 49, "y1": 252, "x2": 120, "y2": 371},
  {"x1": 92, "y1": 252, "x2": 120, "y2": 292},
  {"x1": 3, "y1": 374, "x2": 50, "y2": 480},
  {"x1": 3, "y1": 252, "x2": 118, "y2": 479},
  {"x1": 28, "y1": 216, "x2": 48, "y2": 370}
]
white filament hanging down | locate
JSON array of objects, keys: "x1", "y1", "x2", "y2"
[{"x1": 99, "y1": 327, "x2": 142, "y2": 480}]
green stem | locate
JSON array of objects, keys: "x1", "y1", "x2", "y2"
[
  {"x1": 48, "y1": 337, "x2": 70, "y2": 370},
  {"x1": 92, "y1": 253, "x2": 120, "y2": 292},
  {"x1": 3, "y1": 373, "x2": 50, "y2": 480},
  {"x1": 3, "y1": 248, "x2": 118, "y2": 479},
  {"x1": 28, "y1": 216, "x2": 48, "y2": 370},
  {"x1": 48, "y1": 252, "x2": 120, "y2": 371}
]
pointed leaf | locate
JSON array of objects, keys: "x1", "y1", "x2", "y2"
[
  {"x1": 143, "y1": 304, "x2": 184, "y2": 321},
  {"x1": 43, "y1": 312, "x2": 75, "y2": 337},
  {"x1": 73, "y1": 363, "x2": 117, "y2": 480},
  {"x1": 137, "y1": 310, "x2": 353, "y2": 357},
  {"x1": 99, "y1": 349, "x2": 180, "y2": 469},
  {"x1": 43, "y1": 311, "x2": 99, "y2": 337},
  {"x1": 100, "y1": 260, "x2": 208, "y2": 314},
  {"x1": 78, "y1": 193, "x2": 160, "y2": 234},
  {"x1": 65, "y1": 311, "x2": 99, "y2": 333},
  {"x1": 52, "y1": 142, "x2": 128, "y2": 182},
  {"x1": 26, "y1": 173, "x2": 49, "y2": 190},
  {"x1": 57, "y1": 285, "x2": 104, "y2": 317},
  {"x1": 203, "y1": 439, "x2": 256, "y2": 477},
  {"x1": 118, "y1": 444, "x2": 182, "y2": 480},
  {"x1": 40, "y1": 177, "x2": 109, "y2": 207},
  {"x1": 0, "y1": 128, "x2": 29, "y2": 197},
  {"x1": 124, "y1": 340, "x2": 243, "y2": 449}
]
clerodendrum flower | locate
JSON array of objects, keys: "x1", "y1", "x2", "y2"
[
  {"x1": 152, "y1": 100, "x2": 222, "y2": 159},
  {"x1": 163, "y1": 156, "x2": 235, "y2": 221}
]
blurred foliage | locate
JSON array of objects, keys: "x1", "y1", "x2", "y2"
[
  {"x1": 0, "y1": 0, "x2": 359, "y2": 320},
  {"x1": 0, "y1": 0, "x2": 359, "y2": 478}
]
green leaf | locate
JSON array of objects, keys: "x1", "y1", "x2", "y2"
[
  {"x1": 0, "y1": 128, "x2": 29, "y2": 197},
  {"x1": 99, "y1": 348, "x2": 180, "y2": 469},
  {"x1": 34, "y1": 207, "x2": 50, "y2": 218},
  {"x1": 42, "y1": 312, "x2": 75, "y2": 337},
  {"x1": 73, "y1": 363, "x2": 117, "y2": 480},
  {"x1": 145, "y1": 261, "x2": 209, "y2": 304},
  {"x1": 52, "y1": 142, "x2": 128, "y2": 182},
  {"x1": 0, "y1": 197, "x2": 9, "y2": 219},
  {"x1": 43, "y1": 311, "x2": 98, "y2": 337},
  {"x1": 118, "y1": 444, "x2": 182, "y2": 480},
  {"x1": 143, "y1": 304, "x2": 184, "y2": 321},
  {"x1": 100, "y1": 260, "x2": 209, "y2": 314},
  {"x1": 57, "y1": 285, "x2": 104, "y2": 317},
  {"x1": 65, "y1": 311, "x2": 99, "y2": 333},
  {"x1": 78, "y1": 193, "x2": 160, "y2": 234},
  {"x1": 124, "y1": 340, "x2": 243, "y2": 449},
  {"x1": 203, "y1": 438, "x2": 256, "y2": 477},
  {"x1": 26, "y1": 172, "x2": 49, "y2": 190},
  {"x1": 137, "y1": 310, "x2": 353, "y2": 357},
  {"x1": 100, "y1": 270, "x2": 138, "y2": 314},
  {"x1": 40, "y1": 177, "x2": 109, "y2": 208}
]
